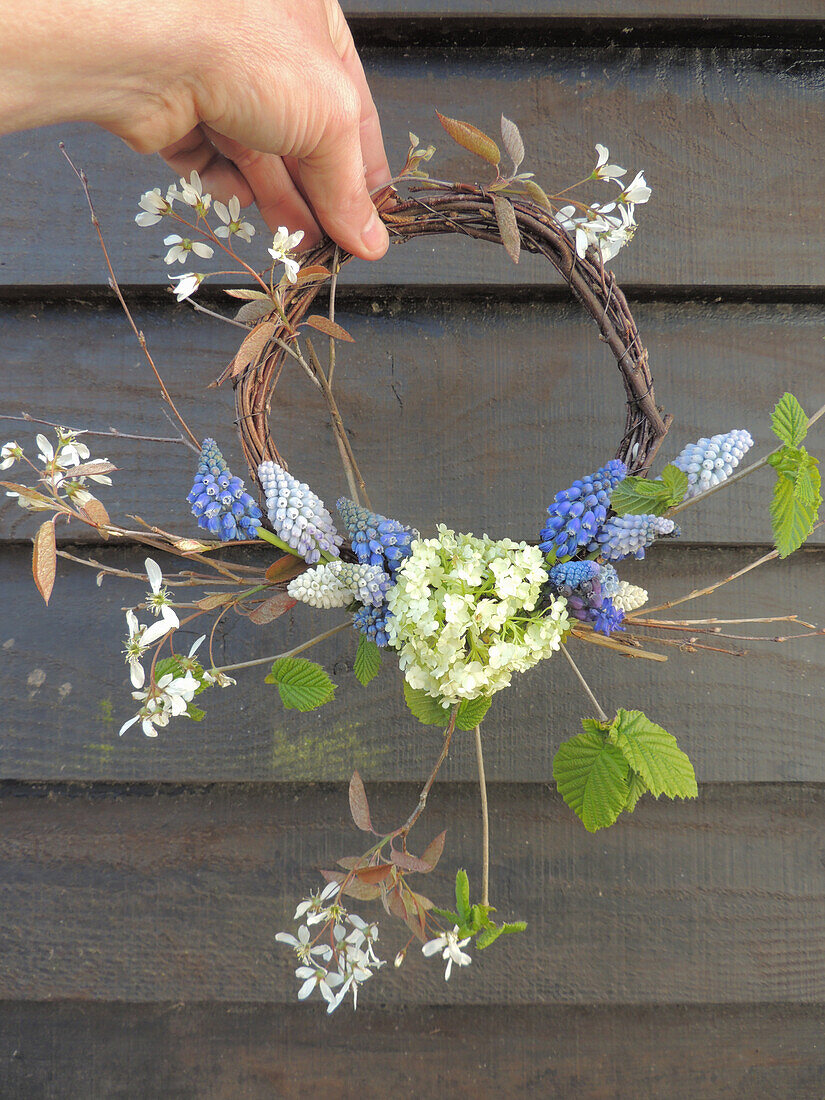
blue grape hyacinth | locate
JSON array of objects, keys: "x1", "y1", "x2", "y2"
[
  {"x1": 352, "y1": 604, "x2": 392, "y2": 648},
  {"x1": 671, "y1": 429, "x2": 754, "y2": 498},
  {"x1": 539, "y1": 459, "x2": 627, "y2": 560},
  {"x1": 187, "y1": 438, "x2": 262, "y2": 541},
  {"x1": 336, "y1": 498, "x2": 417, "y2": 577},
  {"x1": 258, "y1": 461, "x2": 342, "y2": 564},
  {"x1": 546, "y1": 559, "x2": 624, "y2": 636},
  {"x1": 590, "y1": 513, "x2": 678, "y2": 562}
]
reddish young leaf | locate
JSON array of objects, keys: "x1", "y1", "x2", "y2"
[
  {"x1": 420, "y1": 830, "x2": 447, "y2": 872},
  {"x1": 228, "y1": 320, "x2": 277, "y2": 378},
  {"x1": 390, "y1": 850, "x2": 432, "y2": 874},
  {"x1": 197, "y1": 592, "x2": 234, "y2": 611},
  {"x1": 500, "y1": 114, "x2": 525, "y2": 172},
  {"x1": 224, "y1": 288, "x2": 271, "y2": 301},
  {"x1": 349, "y1": 771, "x2": 373, "y2": 832},
  {"x1": 32, "y1": 520, "x2": 56, "y2": 605},
  {"x1": 294, "y1": 264, "x2": 331, "y2": 285},
  {"x1": 303, "y1": 315, "x2": 355, "y2": 343},
  {"x1": 493, "y1": 195, "x2": 521, "y2": 264},
  {"x1": 320, "y1": 869, "x2": 382, "y2": 901},
  {"x1": 265, "y1": 555, "x2": 307, "y2": 583},
  {"x1": 249, "y1": 592, "x2": 296, "y2": 626},
  {"x1": 436, "y1": 111, "x2": 501, "y2": 168},
  {"x1": 387, "y1": 887, "x2": 408, "y2": 923},
  {"x1": 67, "y1": 460, "x2": 117, "y2": 479},
  {"x1": 79, "y1": 496, "x2": 110, "y2": 537},
  {"x1": 355, "y1": 864, "x2": 394, "y2": 885}
]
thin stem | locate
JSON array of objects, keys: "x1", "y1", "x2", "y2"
[
  {"x1": 189, "y1": 300, "x2": 252, "y2": 330},
  {"x1": 209, "y1": 622, "x2": 349, "y2": 674},
  {"x1": 473, "y1": 725, "x2": 490, "y2": 908},
  {"x1": 561, "y1": 643, "x2": 609, "y2": 722},
  {"x1": 60, "y1": 145, "x2": 200, "y2": 449},
  {"x1": 399, "y1": 705, "x2": 459, "y2": 838},
  {"x1": 0, "y1": 413, "x2": 197, "y2": 451},
  {"x1": 328, "y1": 245, "x2": 340, "y2": 387}
]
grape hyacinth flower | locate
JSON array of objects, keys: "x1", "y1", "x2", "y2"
[
  {"x1": 187, "y1": 439, "x2": 262, "y2": 541},
  {"x1": 259, "y1": 461, "x2": 342, "y2": 564},
  {"x1": 611, "y1": 581, "x2": 649, "y2": 613},
  {"x1": 590, "y1": 514, "x2": 678, "y2": 562},
  {"x1": 352, "y1": 604, "x2": 392, "y2": 648},
  {"x1": 336, "y1": 499, "x2": 417, "y2": 577},
  {"x1": 598, "y1": 563, "x2": 620, "y2": 599},
  {"x1": 546, "y1": 560, "x2": 624, "y2": 636},
  {"x1": 331, "y1": 562, "x2": 392, "y2": 608},
  {"x1": 287, "y1": 564, "x2": 354, "y2": 609},
  {"x1": 539, "y1": 460, "x2": 627, "y2": 560},
  {"x1": 671, "y1": 429, "x2": 754, "y2": 498}
]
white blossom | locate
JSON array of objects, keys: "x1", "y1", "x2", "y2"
[
  {"x1": 593, "y1": 143, "x2": 626, "y2": 181},
  {"x1": 275, "y1": 924, "x2": 333, "y2": 965},
  {"x1": 268, "y1": 226, "x2": 304, "y2": 283},
  {"x1": 295, "y1": 964, "x2": 343, "y2": 1007},
  {"x1": 167, "y1": 170, "x2": 211, "y2": 212},
  {"x1": 144, "y1": 558, "x2": 180, "y2": 631},
  {"x1": 135, "y1": 188, "x2": 171, "y2": 227},
  {"x1": 422, "y1": 926, "x2": 472, "y2": 981},
  {"x1": 294, "y1": 881, "x2": 339, "y2": 923},
  {"x1": 620, "y1": 170, "x2": 651, "y2": 205},
  {"x1": 169, "y1": 272, "x2": 203, "y2": 302},
  {"x1": 213, "y1": 195, "x2": 255, "y2": 242},
  {"x1": 0, "y1": 441, "x2": 21, "y2": 469},
  {"x1": 163, "y1": 235, "x2": 214, "y2": 265}
]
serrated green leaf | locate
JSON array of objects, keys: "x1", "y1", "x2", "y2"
[
  {"x1": 610, "y1": 476, "x2": 672, "y2": 518},
  {"x1": 456, "y1": 696, "x2": 493, "y2": 731},
  {"x1": 403, "y1": 682, "x2": 453, "y2": 725},
  {"x1": 353, "y1": 634, "x2": 381, "y2": 686},
  {"x1": 186, "y1": 703, "x2": 206, "y2": 722},
  {"x1": 553, "y1": 730, "x2": 630, "y2": 832},
  {"x1": 611, "y1": 709, "x2": 697, "y2": 800},
  {"x1": 793, "y1": 454, "x2": 821, "y2": 508},
  {"x1": 265, "y1": 657, "x2": 335, "y2": 711},
  {"x1": 455, "y1": 869, "x2": 471, "y2": 921},
  {"x1": 771, "y1": 391, "x2": 808, "y2": 447},
  {"x1": 476, "y1": 926, "x2": 503, "y2": 950},
  {"x1": 499, "y1": 921, "x2": 527, "y2": 934},
  {"x1": 430, "y1": 907, "x2": 461, "y2": 924},
  {"x1": 581, "y1": 717, "x2": 610, "y2": 737},
  {"x1": 624, "y1": 770, "x2": 648, "y2": 813},
  {"x1": 660, "y1": 464, "x2": 689, "y2": 505},
  {"x1": 770, "y1": 471, "x2": 819, "y2": 558}
]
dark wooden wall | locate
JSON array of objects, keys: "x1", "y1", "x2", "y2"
[{"x1": 2, "y1": 5, "x2": 825, "y2": 1097}]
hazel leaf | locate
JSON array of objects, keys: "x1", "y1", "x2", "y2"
[{"x1": 264, "y1": 657, "x2": 335, "y2": 711}]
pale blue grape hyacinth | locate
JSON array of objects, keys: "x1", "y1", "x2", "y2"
[
  {"x1": 336, "y1": 498, "x2": 417, "y2": 577},
  {"x1": 258, "y1": 461, "x2": 342, "y2": 564},
  {"x1": 590, "y1": 514, "x2": 679, "y2": 562},
  {"x1": 331, "y1": 562, "x2": 392, "y2": 608},
  {"x1": 672, "y1": 429, "x2": 754, "y2": 498}
]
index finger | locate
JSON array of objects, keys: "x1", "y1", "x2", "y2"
[{"x1": 332, "y1": 20, "x2": 391, "y2": 192}]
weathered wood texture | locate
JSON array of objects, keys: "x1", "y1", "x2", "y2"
[
  {"x1": 1, "y1": 781, "x2": 824, "y2": 1005},
  {"x1": 3, "y1": 544, "x2": 823, "y2": 782},
  {"x1": 3, "y1": 298, "x2": 822, "y2": 546},
  {"x1": 3, "y1": 46, "x2": 825, "y2": 289},
  {"x1": 2, "y1": 1002, "x2": 824, "y2": 1100}
]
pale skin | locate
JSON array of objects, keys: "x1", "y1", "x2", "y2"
[{"x1": 0, "y1": 0, "x2": 391, "y2": 259}]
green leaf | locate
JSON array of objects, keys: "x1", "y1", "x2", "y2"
[
  {"x1": 265, "y1": 657, "x2": 335, "y2": 711},
  {"x1": 553, "y1": 730, "x2": 630, "y2": 832},
  {"x1": 581, "y1": 717, "x2": 610, "y2": 737},
  {"x1": 794, "y1": 453, "x2": 821, "y2": 508},
  {"x1": 430, "y1": 906, "x2": 461, "y2": 924},
  {"x1": 610, "y1": 475, "x2": 672, "y2": 518},
  {"x1": 154, "y1": 656, "x2": 210, "y2": 697},
  {"x1": 455, "y1": 696, "x2": 493, "y2": 731},
  {"x1": 403, "y1": 683, "x2": 452, "y2": 725},
  {"x1": 659, "y1": 464, "x2": 689, "y2": 505},
  {"x1": 611, "y1": 709, "x2": 697, "y2": 800},
  {"x1": 770, "y1": 467, "x2": 819, "y2": 558},
  {"x1": 499, "y1": 920, "x2": 527, "y2": 934},
  {"x1": 186, "y1": 703, "x2": 206, "y2": 722},
  {"x1": 771, "y1": 392, "x2": 808, "y2": 447},
  {"x1": 455, "y1": 869, "x2": 471, "y2": 922},
  {"x1": 476, "y1": 926, "x2": 503, "y2": 950},
  {"x1": 624, "y1": 770, "x2": 648, "y2": 813},
  {"x1": 353, "y1": 635, "x2": 381, "y2": 686}
]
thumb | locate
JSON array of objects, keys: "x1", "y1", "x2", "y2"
[{"x1": 296, "y1": 98, "x2": 389, "y2": 261}]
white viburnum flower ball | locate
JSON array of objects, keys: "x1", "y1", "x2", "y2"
[{"x1": 386, "y1": 525, "x2": 570, "y2": 706}]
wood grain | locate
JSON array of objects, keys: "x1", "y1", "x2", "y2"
[
  {"x1": 2, "y1": 1002, "x2": 824, "y2": 1100},
  {"x1": 2, "y1": 298, "x2": 823, "y2": 547},
  {"x1": 2, "y1": 46, "x2": 825, "y2": 288},
  {"x1": 3, "y1": 543, "x2": 823, "y2": 783},
  {"x1": 1, "y1": 781, "x2": 824, "y2": 1005}
]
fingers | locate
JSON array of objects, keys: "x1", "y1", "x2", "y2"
[
  {"x1": 159, "y1": 126, "x2": 255, "y2": 207},
  {"x1": 331, "y1": 18, "x2": 391, "y2": 194}
]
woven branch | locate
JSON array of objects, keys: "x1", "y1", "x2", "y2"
[{"x1": 229, "y1": 183, "x2": 671, "y2": 487}]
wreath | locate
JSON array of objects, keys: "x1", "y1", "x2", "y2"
[{"x1": 2, "y1": 115, "x2": 822, "y2": 1013}]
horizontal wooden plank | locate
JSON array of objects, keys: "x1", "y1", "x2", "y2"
[
  {"x1": 1, "y1": 781, "x2": 824, "y2": 1004},
  {"x1": 3, "y1": 543, "x2": 823, "y2": 783},
  {"x1": 345, "y1": 2, "x2": 825, "y2": 18},
  {"x1": 2, "y1": 298, "x2": 823, "y2": 547},
  {"x1": 2, "y1": 47, "x2": 825, "y2": 289},
  {"x1": 2, "y1": 1002, "x2": 824, "y2": 1100}
]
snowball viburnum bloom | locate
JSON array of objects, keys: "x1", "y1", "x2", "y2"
[
  {"x1": 620, "y1": 170, "x2": 651, "y2": 205},
  {"x1": 144, "y1": 558, "x2": 179, "y2": 630},
  {"x1": 593, "y1": 143, "x2": 626, "y2": 181},
  {"x1": 169, "y1": 273, "x2": 203, "y2": 302},
  {"x1": 135, "y1": 188, "x2": 171, "y2": 227},
  {"x1": 422, "y1": 927, "x2": 472, "y2": 981},
  {"x1": 0, "y1": 441, "x2": 22, "y2": 469},
  {"x1": 163, "y1": 235, "x2": 214, "y2": 265},
  {"x1": 213, "y1": 196, "x2": 255, "y2": 242},
  {"x1": 268, "y1": 226, "x2": 304, "y2": 283}
]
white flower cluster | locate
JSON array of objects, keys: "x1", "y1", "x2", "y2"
[
  {"x1": 422, "y1": 926, "x2": 472, "y2": 981},
  {"x1": 611, "y1": 581, "x2": 648, "y2": 613},
  {"x1": 287, "y1": 561, "x2": 389, "y2": 609},
  {"x1": 277, "y1": 882, "x2": 385, "y2": 1013},
  {"x1": 4, "y1": 429, "x2": 112, "y2": 511},
  {"x1": 555, "y1": 144, "x2": 651, "y2": 262},
  {"x1": 386, "y1": 525, "x2": 570, "y2": 705}
]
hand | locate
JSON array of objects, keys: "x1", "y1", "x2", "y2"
[{"x1": 0, "y1": 0, "x2": 391, "y2": 260}]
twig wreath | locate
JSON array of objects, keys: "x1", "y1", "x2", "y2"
[{"x1": 2, "y1": 114, "x2": 823, "y2": 1013}]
